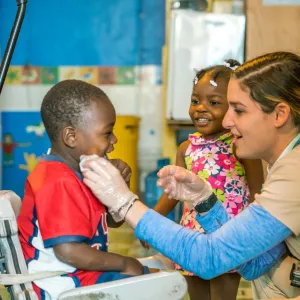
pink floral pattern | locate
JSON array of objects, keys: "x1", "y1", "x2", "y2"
[{"x1": 175, "y1": 132, "x2": 250, "y2": 275}]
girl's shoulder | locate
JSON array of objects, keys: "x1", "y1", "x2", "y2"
[{"x1": 177, "y1": 139, "x2": 191, "y2": 155}]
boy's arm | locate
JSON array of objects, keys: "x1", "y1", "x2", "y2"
[
  {"x1": 153, "y1": 140, "x2": 189, "y2": 216},
  {"x1": 53, "y1": 242, "x2": 144, "y2": 275}
]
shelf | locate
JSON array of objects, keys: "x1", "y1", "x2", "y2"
[{"x1": 167, "y1": 119, "x2": 194, "y2": 130}]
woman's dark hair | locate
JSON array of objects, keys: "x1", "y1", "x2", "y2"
[{"x1": 232, "y1": 51, "x2": 300, "y2": 126}]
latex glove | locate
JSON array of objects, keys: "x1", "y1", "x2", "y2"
[
  {"x1": 81, "y1": 155, "x2": 132, "y2": 187},
  {"x1": 80, "y1": 155, "x2": 138, "y2": 222},
  {"x1": 157, "y1": 165, "x2": 213, "y2": 206}
]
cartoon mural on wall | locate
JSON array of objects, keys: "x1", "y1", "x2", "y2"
[
  {"x1": 2, "y1": 133, "x2": 31, "y2": 166},
  {"x1": 1, "y1": 112, "x2": 50, "y2": 198}
]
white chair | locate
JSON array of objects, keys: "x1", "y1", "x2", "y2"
[{"x1": 0, "y1": 191, "x2": 188, "y2": 300}]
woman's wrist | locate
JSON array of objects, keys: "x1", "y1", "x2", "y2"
[
  {"x1": 125, "y1": 200, "x2": 149, "y2": 229},
  {"x1": 193, "y1": 193, "x2": 217, "y2": 215}
]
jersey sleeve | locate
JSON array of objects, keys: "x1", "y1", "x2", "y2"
[{"x1": 35, "y1": 176, "x2": 94, "y2": 248}]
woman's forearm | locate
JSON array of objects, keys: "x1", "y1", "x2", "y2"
[
  {"x1": 125, "y1": 201, "x2": 149, "y2": 229},
  {"x1": 196, "y1": 201, "x2": 287, "y2": 280},
  {"x1": 135, "y1": 204, "x2": 291, "y2": 279}
]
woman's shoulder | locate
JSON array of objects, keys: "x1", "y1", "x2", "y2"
[
  {"x1": 271, "y1": 145, "x2": 300, "y2": 174},
  {"x1": 257, "y1": 145, "x2": 300, "y2": 236}
]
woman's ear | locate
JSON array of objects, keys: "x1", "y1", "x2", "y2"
[
  {"x1": 273, "y1": 102, "x2": 291, "y2": 128},
  {"x1": 62, "y1": 126, "x2": 77, "y2": 148}
]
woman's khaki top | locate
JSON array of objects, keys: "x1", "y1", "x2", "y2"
[
  {"x1": 256, "y1": 145, "x2": 300, "y2": 259},
  {"x1": 254, "y1": 145, "x2": 300, "y2": 299}
]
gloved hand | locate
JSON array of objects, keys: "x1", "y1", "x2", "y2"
[
  {"x1": 157, "y1": 165, "x2": 213, "y2": 206},
  {"x1": 80, "y1": 155, "x2": 138, "y2": 222}
]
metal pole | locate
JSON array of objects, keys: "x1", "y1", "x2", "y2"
[{"x1": 0, "y1": 0, "x2": 28, "y2": 94}]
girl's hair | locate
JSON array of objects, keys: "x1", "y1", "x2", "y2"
[
  {"x1": 194, "y1": 59, "x2": 241, "y2": 85},
  {"x1": 232, "y1": 51, "x2": 300, "y2": 126}
]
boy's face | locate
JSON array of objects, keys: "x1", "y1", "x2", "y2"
[{"x1": 75, "y1": 99, "x2": 117, "y2": 159}]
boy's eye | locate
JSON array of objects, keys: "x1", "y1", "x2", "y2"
[{"x1": 191, "y1": 99, "x2": 199, "y2": 105}]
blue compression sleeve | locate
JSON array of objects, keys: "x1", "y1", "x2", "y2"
[
  {"x1": 195, "y1": 200, "x2": 230, "y2": 232},
  {"x1": 196, "y1": 201, "x2": 287, "y2": 280},
  {"x1": 135, "y1": 204, "x2": 291, "y2": 279}
]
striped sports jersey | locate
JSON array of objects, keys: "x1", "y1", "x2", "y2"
[{"x1": 18, "y1": 154, "x2": 108, "y2": 299}]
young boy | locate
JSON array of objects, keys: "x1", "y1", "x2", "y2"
[{"x1": 18, "y1": 80, "x2": 149, "y2": 300}]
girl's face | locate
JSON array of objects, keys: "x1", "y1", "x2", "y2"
[
  {"x1": 189, "y1": 73, "x2": 229, "y2": 139},
  {"x1": 223, "y1": 78, "x2": 277, "y2": 162}
]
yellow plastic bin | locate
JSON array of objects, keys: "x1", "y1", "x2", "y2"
[{"x1": 108, "y1": 115, "x2": 140, "y2": 194}]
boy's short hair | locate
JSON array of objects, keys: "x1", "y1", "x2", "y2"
[{"x1": 41, "y1": 80, "x2": 109, "y2": 142}]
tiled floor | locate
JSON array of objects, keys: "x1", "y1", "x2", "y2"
[{"x1": 109, "y1": 224, "x2": 253, "y2": 300}]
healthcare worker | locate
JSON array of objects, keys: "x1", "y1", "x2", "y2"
[{"x1": 81, "y1": 52, "x2": 300, "y2": 299}]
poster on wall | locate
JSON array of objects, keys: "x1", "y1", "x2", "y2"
[
  {"x1": 263, "y1": 0, "x2": 300, "y2": 5},
  {"x1": 1, "y1": 112, "x2": 50, "y2": 198}
]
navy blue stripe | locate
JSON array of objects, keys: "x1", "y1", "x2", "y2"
[
  {"x1": 44, "y1": 235, "x2": 88, "y2": 248},
  {"x1": 28, "y1": 206, "x2": 40, "y2": 261},
  {"x1": 40, "y1": 289, "x2": 46, "y2": 300},
  {"x1": 61, "y1": 272, "x2": 81, "y2": 288}
]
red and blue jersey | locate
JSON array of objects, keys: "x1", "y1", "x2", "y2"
[{"x1": 18, "y1": 154, "x2": 109, "y2": 300}]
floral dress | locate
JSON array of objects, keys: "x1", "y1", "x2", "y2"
[{"x1": 175, "y1": 132, "x2": 250, "y2": 275}]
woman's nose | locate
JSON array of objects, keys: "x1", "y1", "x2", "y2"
[{"x1": 222, "y1": 109, "x2": 233, "y2": 129}]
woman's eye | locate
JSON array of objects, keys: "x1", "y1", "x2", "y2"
[{"x1": 234, "y1": 109, "x2": 244, "y2": 115}]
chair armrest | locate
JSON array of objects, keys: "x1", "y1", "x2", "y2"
[
  {"x1": 138, "y1": 254, "x2": 175, "y2": 270},
  {"x1": 58, "y1": 271, "x2": 187, "y2": 300}
]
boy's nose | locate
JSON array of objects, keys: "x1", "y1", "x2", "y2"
[{"x1": 111, "y1": 132, "x2": 118, "y2": 144}]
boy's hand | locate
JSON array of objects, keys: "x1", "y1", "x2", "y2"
[
  {"x1": 122, "y1": 257, "x2": 144, "y2": 276},
  {"x1": 110, "y1": 159, "x2": 132, "y2": 187}
]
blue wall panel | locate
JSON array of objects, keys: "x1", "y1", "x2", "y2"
[
  {"x1": 0, "y1": 1, "x2": 165, "y2": 196},
  {"x1": 2, "y1": 112, "x2": 50, "y2": 197},
  {"x1": 0, "y1": 0, "x2": 165, "y2": 66}
]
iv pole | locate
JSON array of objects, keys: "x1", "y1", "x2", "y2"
[{"x1": 0, "y1": 0, "x2": 28, "y2": 94}]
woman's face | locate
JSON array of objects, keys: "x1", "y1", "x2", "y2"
[{"x1": 223, "y1": 78, "x2": 277, "y2": 162}]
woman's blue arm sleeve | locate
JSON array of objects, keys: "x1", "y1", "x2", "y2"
[
  {"x1": 196, "y1": 201, "x2": 287, "y2": 280},
  {"x1": 135, "y1": 204, "x2": 291, "y2": 280}
]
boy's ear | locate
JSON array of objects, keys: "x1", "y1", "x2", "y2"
[{"x1": 62, "y1": 126, "x2": 77, "y2": 148}]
